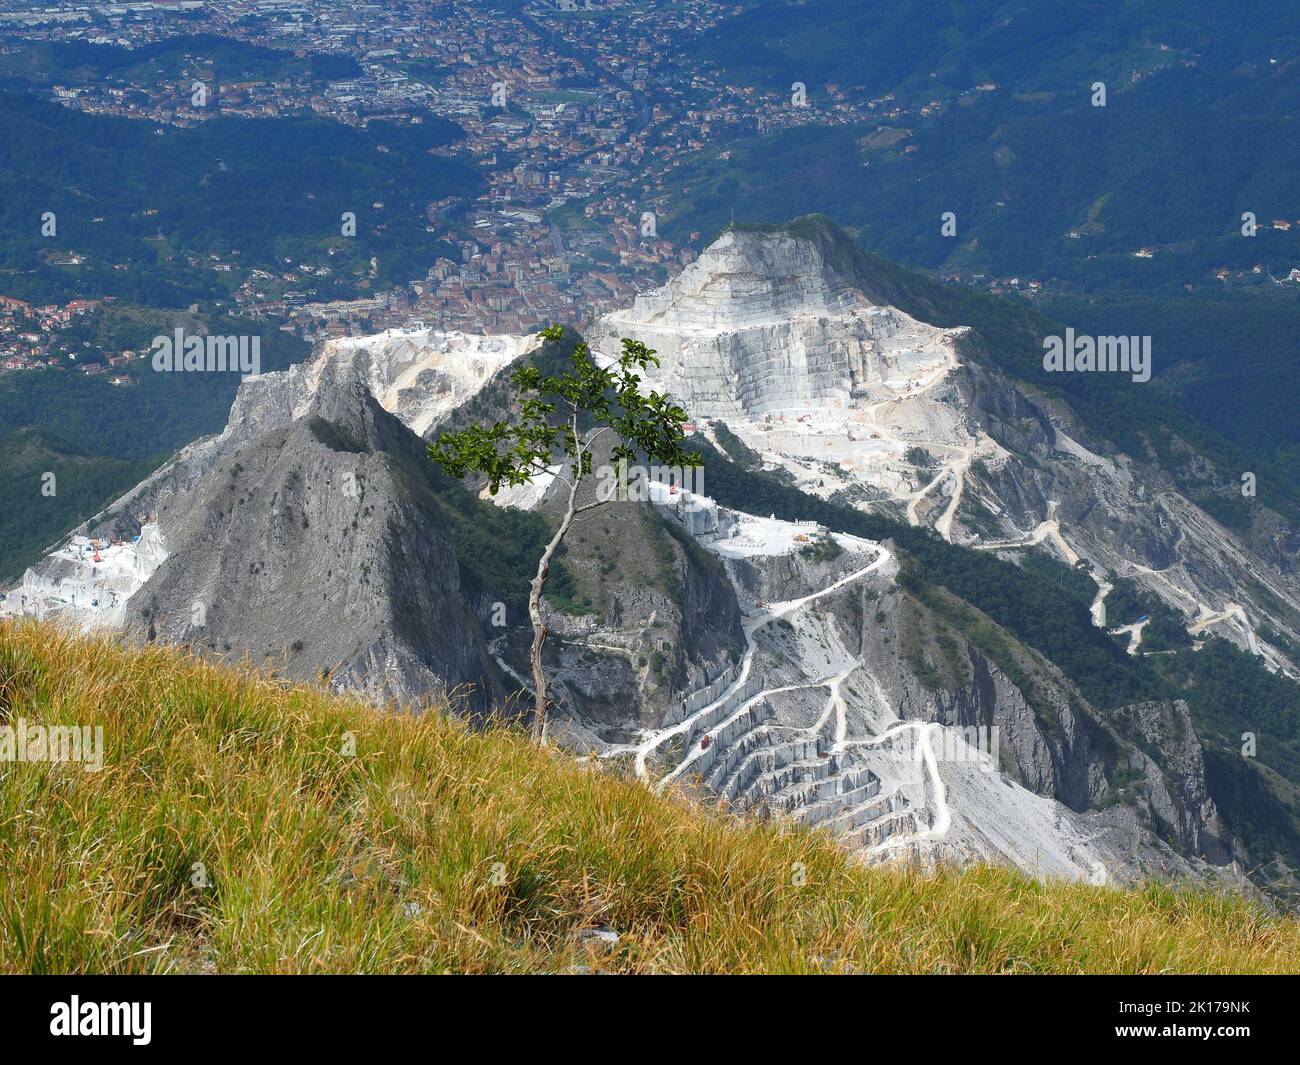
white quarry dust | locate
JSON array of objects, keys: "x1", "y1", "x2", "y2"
[
  {"x1": 1, "y1": 524, "x2": 167, "y2": 631},
  {"x1": 602, "y1": 536, "x2": 895, "y2": 780},
  {"x1": 486, "y1": 464, "x2": 559, "y2": 510},
  {"x1": 579, "y1": 231, "x2": 1154, "y2": 878},
  {"x1": 591, "y1": 517, "x2": 1111, "y2": 881},
  {"x1": 315, "y1": 327, "x2": 536, "y2": 436},
  {"x1": 707, "y1": 511, "x2": 826, "y2": 558},
  {"x1": 588, "y1": 228, "x2": 1002, "y2": 547},
  {"x1": 1110, "y1": 618, "x2": 1150, "y2": 656},
  {"x1": 1089, "y1": 573, "x2": 1113, "y2": 627},
  {"x1": 8, "y1": 230, "x2": 1290, "y2": 882},
  {"x1": 5, "y1": 327, "x2": 535, "y2": 627},
  {"x1": 588, "y1": 231, "x2": 1294, "y2": 677}
]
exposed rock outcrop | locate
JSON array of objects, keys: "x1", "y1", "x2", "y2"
[
  {"x1": 5, "y1": 218, "x2": 1290, "y2": 893},
  {"x1": 591, "y1": 218, "x2": 1300, "y2": 677},
  {"x1": 125, "y1": 366, "x2": 502, "y2": 710}
]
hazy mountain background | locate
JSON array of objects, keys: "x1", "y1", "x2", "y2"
[{"x1": 655, "y1": 0, "x2": 1300, "y2": 485}]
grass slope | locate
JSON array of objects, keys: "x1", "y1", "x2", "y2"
[{"x1": 2, "y1": 621, "x2": 1298, "y2": 974}]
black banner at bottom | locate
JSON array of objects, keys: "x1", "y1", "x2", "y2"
[{"x1": 1, "y1": 974, "x2": 1295, "y2": 1053}]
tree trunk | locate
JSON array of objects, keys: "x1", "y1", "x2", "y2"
[{"x1": 527, "y1": 477, "x2": 580, "y2": 745}]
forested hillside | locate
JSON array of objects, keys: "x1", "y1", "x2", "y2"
[
  {"x1": 0, "y1": 307, "x2": 309, "y2": 579},
  {"x1": 0, "y1": 90, "x2": 479, "y2": 306}
]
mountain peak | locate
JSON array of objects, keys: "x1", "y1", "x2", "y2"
[
  {"x1": 589, "y1": 217, "x2": 966, "y2": 423},
  {"x1": 716, "y1": 215, "x2": 910, "y2": 304}
]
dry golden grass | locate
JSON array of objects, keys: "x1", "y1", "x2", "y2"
[{"x1": 1, "y1": 619, "x2": 1297, "y2": 974}]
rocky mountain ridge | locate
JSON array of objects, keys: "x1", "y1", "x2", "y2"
[
  {"x1": 6, "y1": 219, "x2": 1298, "y2": 894},
  {"x1": 592, "y1": 220, "x2": 1300, "y2": 678}
]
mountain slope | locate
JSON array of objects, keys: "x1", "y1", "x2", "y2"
[
  {"x1": 9, "y1": 218, "x2": 1300, "y2": 894},
  {"x1": 4, "y1": 620, "x2": 1299, "y2": 975},
  {"x1": 0, "y1": 307, "x2": 312, "y2": 581},
  {"x1": 0, "y1": 428, "x2": 152, "y2": 583},
  {"x1": 590, "y1": 218, "x2": 1300, "y2": 675},
  {"x1": 669, "y1": 0, "x2": 1300, "y2": 288},
  {"x1": 122, "y1": 367, "x2": 502, "y2": 709},
  {"x1": 659, "y1": 2, "x2": 1300, "y2": 491},
  {"x1": 580, "y1": 217, "x2": 1300, "y2": 892},
  {"x1": 0, "y1": 89, "x2": 478, "y2": 305}
]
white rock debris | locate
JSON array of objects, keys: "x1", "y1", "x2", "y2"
[
  {"x1": 1, "y1": 524, "x2": 167, "y2": 631},
  {"x1": 588, "y1": 229, "x2": 1006, "y2": 545},
  {"x1": 6, "y1": 225, "x2": 1294, "y2": 890},
  {"x1": 319, "y1": 326, "x2": 536, "y2": 436}
]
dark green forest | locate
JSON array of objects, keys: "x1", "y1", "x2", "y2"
[
  {"x1": 651, "y1": 1, "x2": 1300, "y2": 506},
  {"x1": 0, "y1": 308, "x2": 309, "y2": 579},
  {"x1": 679, "y1": 0, "x2": 1300, "y2": 100},
  {"x1": 0, "y1": 90, "x2": 479, "y2": 306},
  {"x1": 0, "y1": 34, "x2": 362, "y2": 87},
  {"x1": 666, "y1": 0, "x2": 1300, "y2": 288},
  {"x1": 0, "y1": 428, "x2": 154, "y2": 576}
]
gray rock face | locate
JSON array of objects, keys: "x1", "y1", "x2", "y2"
[
  {"x1": 124, "y1": 366, "x2": 501, "y2": 711},
  {"x1": 701, "y1": 548, "x2": 1228, "y2": 876},
  {"x1": 590, "y1": 228, "x2": 966, "y2": 421},
  {"x1": 1108, "y1": 700, "x2": 1231, "y2": 862},
  {"x1": 500, "y1": 437, "x2": 748, "y2": 734},
  {"x1": 958, "y1": 354, "x2": 1300, "y2": 676}
]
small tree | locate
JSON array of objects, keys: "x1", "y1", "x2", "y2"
[{"x1": 428, "y1": 324, "x2": 699, "y2": 744}]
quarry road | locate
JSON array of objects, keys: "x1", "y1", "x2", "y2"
[
  {"x1": 1109, "y1": 618, "x2": 1149, "y2": 657},
  {"x1": 972, "y1": 514, "x2": 1275, "y2": 665},
  {"x1": 934, "y1": 452, "x2": 970, "y2": 543},
  {"x1": 1124, "y1": 561, "x2": 1274, "y2": 663},
  {"x1": 841, "y1": 720, "x2": 953, "y2": 853},
  {"x1": 971, "y1": 516, "x2": 1079, "y2": 566},
  {"x1": 1189, "y1": 602, "x2": 1258, "y2": 653},
  {"x1": 617, "y1": 540, "x2": 893, "y2": 780},
  {"x1": 758, "y1": 542, "x2": 892, "y2": 620},
  {"x1": 989, "y1": 528, "x2": 1279, "y2": 668},
  {"x1": 903, "y1": 441, "x2": 978, "y2": 543},
  {"x1": 658, "y1": 677, "x2": 836, "y2": 789},
  {"x1": 1117, "y1": 559, "x2": 1202, "y2": 613},
  {"x1": 906, "y1": 467, "x2": 952, "y2": 527},
  {"x1": 628, "y1": 533, "x2": 959, "y2": 861},
  {"x1": 614, "y1": 537, "x2": 960, "y2": 859}
]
